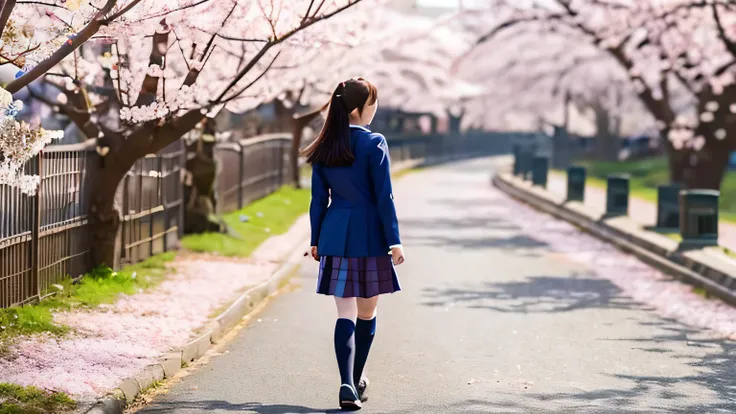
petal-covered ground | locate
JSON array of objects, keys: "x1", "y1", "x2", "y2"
[
  {"x1": 495, "y1": 181, "x2": 736, "y2": 340},
  {"x1": 0, "y1": 215, "x2": 309, "y2": 401}
]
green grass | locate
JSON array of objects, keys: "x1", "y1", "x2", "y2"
[
  {"x1": 300, "y1": 162, "x2": 312, "y2": 182},
  {"x1": 181, "y1": 186, "x2": 310, "y2": 257},
  {"x1": 0, "y1": 253, "x2": 175, "y2": 351},
  {"x1": 692, "y1": 287, "x2": 710, "y2": 298},
  {"x1": 393, "y1": 165, "x2": 426, "y2": 180},
  {"x1": 0, "y1": 383, "x2": 75, "y2": 414},
  {"x1": 567, "y1": 157, "x2": 736, "y2": 223},
  {"x1": 646, "y1": 227, "x2": 683, "y2": 243}
]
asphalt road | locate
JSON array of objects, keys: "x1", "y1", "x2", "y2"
[{"x1": 138, "y1": 157, "x2": 736, "y2": 414}]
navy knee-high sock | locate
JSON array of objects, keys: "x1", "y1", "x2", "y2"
[
  {"x1": 334, "y1": 318, "x2": 356, "y2": 388},
  {"x1": 353, "y1": 316, "x2": 376, "y2": 384}
]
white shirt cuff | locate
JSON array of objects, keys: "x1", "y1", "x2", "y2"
[{"x1": 389, "y1": 244, "x2": 403, "y2": 250}]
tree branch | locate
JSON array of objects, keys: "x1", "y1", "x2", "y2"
[
  {"x1": 201, "y1": 1, "x2": 237, "y2": 58},
  {"x1": 303, "y1": 0, "x2": 316, "y2": 22},
  {"x1": 100, "y1": 0, "x2": 143, "y2": 24},
  {"x1": 214, "y1": 33, "x2": 268, "y2": 43},
  {"x1": 5, "y1": 0, "x2": 122, "y2": 93},
  {"x1": 0, "y1": 0, "x2": 17, "y2": 40},
  {"x1": 17, "y1": 0, "x2": 64, "y2": 6},
  {"x1": 134, "y1": 21, "x2": 171, "y2": 106},
  {"x1": 712, "y1": 3, "x2": 736, "y2": 58},
  {"x1": 220, "y1": 50, "x2": 281, "y2": 103},
  {"x1": 132, "y1": 0, "x2": 212, "y2": 23},
  {"x1": 214, "y1": 0, "x2": 363, "y2": 103}
]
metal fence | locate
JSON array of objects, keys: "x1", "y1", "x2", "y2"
[
  {"x1": 214, "y1": 134, "x2": 291, "y2": 214},
  {"x1": 1, "y1": 141, "x2": 96, "y2": 308},
  {"x1": 1, "y1": 131, "x2": 523, "y2": 308},
  {"x1": 119, "y1": 140, "x2": 185, "y2": 266},
  {"x1": 388, "y1": 131, "x2": 523, "y2": 163},
  {"x1": 0, "y1": 140, "x2": 184, "y2": 308}
]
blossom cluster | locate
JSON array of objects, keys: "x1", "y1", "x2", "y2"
[
  {"x1": 458, "y1": 1, "x2": 736, "y2": 143},
  {"x1": 119, "y1": 85, "x2": 209, "y2": 123},
  {"x1": 0, "y1": 87, "x2": 63, "y2": 194}
]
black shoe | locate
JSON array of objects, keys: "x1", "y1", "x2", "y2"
[
  {"x1": 356, "y1": 377, "x2": 369, "y2": 402},
  {"x1": 339, "y1": 384, "x2": 362, "y2": 411}
]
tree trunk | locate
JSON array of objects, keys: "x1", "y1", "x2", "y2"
[
  {"x1": 291, "y1": 109, "x2": 323, "y2": 188},
  {"x1": 448, "y1": 114, "x2": 462, "y2": 135},
  {"x1": 291, "y1": 124, "x2": 304, "y2": 188},
  {"x1": 184, "y1": 139, "x2": 221, "y2": 234},
  {"x1": 681, "y1": 147, "x2": 729, "y2": 190},
  {"x1": 679, "y1": 121, "x2": 732, "y2": 190},
  {"x1": 661, "y1": 131, "x2": 686, "y2": 184},
  {"x1": 88, "y1": 164, "x2": 128, "y2": 268},
  {"x1": 87, "y1": 110, "x2": 205, "y2": 267}
]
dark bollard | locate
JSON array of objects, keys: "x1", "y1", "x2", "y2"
[
  {"x1": 519, "y1": 150, "x2": 533, "y2": 180},
  {"x1": 656, "y1": 184, "x2": 682, "y2": 229},
  {"x1": 512, "y1": 144, "x2": 521, "y2": 176},
  {"x1": 605, "y1": 174, "x2": 629, "y2": 216},
  {"x1": 566, "y1": 166, "x2": 586, "y2": 202},
  {"x1": 679, "y1": 190, "x2": 719, "y2": 247},
  {"x1": 531, "y1": 156, "x2": 549, "y2": 187}
]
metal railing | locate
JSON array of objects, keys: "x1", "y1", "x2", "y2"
[
  {"x1": 1, "y1": 130, "x2": 523, "y2": 307},
  {"x1": 119, "y1": 140, "x2": 185, "y2": 266},
  {"x1": 388, "y1": 131, "x2": 522, "y2": 163},
  {"x1": 1, "y1": 141, "x2": 96, "y2": 307},
  {"x1": 214, "y1": 133, "x2": 292, "y2": 214},
  {"x1": 0, "y1": 140, "x2": 184, "y2": 307}
]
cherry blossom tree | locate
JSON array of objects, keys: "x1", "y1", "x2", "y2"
[
  {"x1": 464, "y1": 0, "x2": 736, "y2": 189},
  {"x1": 25, "y1": 0, "x2": 365, "y2": 266},
  {"x1": 0, "y1": 0, "x2": 150, "y2": 193},
  {"x1": 267, "y1": 5, "x2": 483, "y2": 184}
]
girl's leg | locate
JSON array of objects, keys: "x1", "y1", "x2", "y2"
[
  {"x1": 354, "y1": 296, "x2": 379, "y2": 387},
  {"x1": 333, "y1": 297, "x2": 358, "y2": 390}
]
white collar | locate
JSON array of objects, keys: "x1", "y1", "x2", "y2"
[{"x1": 349, "y1": 125, "x2": 371, "y2": 132}]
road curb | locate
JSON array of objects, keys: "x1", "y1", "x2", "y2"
[
  {"x1": 85, "y1": 234, "x2": 307, "y2": 414},
  {"x1": 492, "y1": 172, "x2": 736, "y2": 307}
]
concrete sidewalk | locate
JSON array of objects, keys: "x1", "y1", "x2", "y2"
[
  {"x1": 548, "y1": 172, "x2": 736, "y2": 252},
  {"x1": 137, "y1": 157, "x2": 736, "y2": 414}
]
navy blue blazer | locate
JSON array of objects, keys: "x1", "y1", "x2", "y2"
[{"x1": 310, "y1": 125, "x2": 401, "y2": 257}]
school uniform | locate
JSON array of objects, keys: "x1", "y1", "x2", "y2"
[{"x1": 311, "y1": 125, "x2": 402, "y2": 298}]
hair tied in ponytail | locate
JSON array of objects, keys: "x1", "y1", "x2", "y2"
[{"x1": 301, "y1": 77, "x2": 378, "y2": 167}]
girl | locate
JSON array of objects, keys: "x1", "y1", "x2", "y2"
[{"x1": 302, "y1": 77, "x2": 404, "y2": 411}]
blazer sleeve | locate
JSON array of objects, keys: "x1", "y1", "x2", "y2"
[
  {"x1": 309, "y1": 164, "x2": 329, "y2": 246},
  {"x1": 368, "y1": 133, "x2": 401, "y2": 247}
]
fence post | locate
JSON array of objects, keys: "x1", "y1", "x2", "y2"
[
  {"x1": 31, "y1": 153, "x2": 43, "y2": 299},
  {"x1": 156, "y1": 154, "x2": 164, "y2": 254},
  {"x1": 150, "y1": 155, "x2": 161, "y2": 257},
  {"x1": 237, "y1": 142, "x2": 244, "y2": 210},
  {"x1": 278, "y1": 140, "x2": 285, "y2": 187},
  {"x1": 178, "y1": 141, "x2": 185, "y2": 240},
  {"x1": 120, "y1": 165, "x2": 129, "y2": 265},
  {"x1": 137, "y1": 159, "x2": 145, "y2": 262}
]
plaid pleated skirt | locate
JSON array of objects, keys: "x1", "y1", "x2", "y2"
[{"x1": 316, "y1": 255, "x2": 401, "y2": 298}]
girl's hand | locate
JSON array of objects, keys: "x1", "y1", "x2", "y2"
[
  {"x1": 310, "y1": 246, "x2": 319, "y2": 261},
  {"x1": 391, "y1": 246, "x2": 405, "y2": 266}
]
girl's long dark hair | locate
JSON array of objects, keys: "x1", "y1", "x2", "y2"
[{"x1": 302, "y1": 77, "x2": 378, "y2": 167}]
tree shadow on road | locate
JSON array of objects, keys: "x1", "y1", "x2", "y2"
[
  {"x1": 402, "y1": 233, "x2": 548, "y2": 257},
  {"x1": 399, "y1": 216, "x2": 521, "y2": 232},
  {"x1": 506, "y1": 332, "x2": 736, "y2": 413},
  {"x1": 138, "y1": 400, "x2": 342, "y2": 413},
  {"x1": 421, "y1": 273, "x2": 736, "y2": 413},
  {"x1": 421, "y1": 273, "x2": 642, "y2": 313},
  {"x1": 425, "y1": 196, "x2": 510, "y2": 208},
  {"x1": 381, "y1": 398, "x2": 672, "y2": 413}
]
